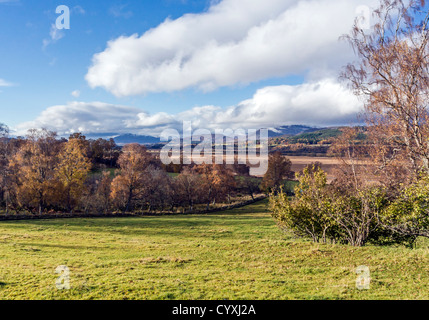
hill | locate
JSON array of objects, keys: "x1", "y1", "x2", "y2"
[
  {"x1": 283, "y1": 127, "x2": 343, "y2": 144},
  {"x1": 113, "y1": 134, "x2": 161, "y2": 145}
]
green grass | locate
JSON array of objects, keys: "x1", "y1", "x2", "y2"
[{"x1": 0, "y1": 199, "x2": 428, "y2": 300}]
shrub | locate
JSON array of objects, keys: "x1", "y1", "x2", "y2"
[
  {"x1": 270, "y1": 165, "x2": 403, "y2": 246},
  {"x1": 270, "y1": 165, "x2": 338, "y2": 243},
  {"x1": 381, "y1": 176, "x2": 429, "y2": 242},
  {"x1": 328, "y1": 186, "x2": 389, "y2": 247}
]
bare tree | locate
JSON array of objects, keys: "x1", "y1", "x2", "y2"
[{"x1": 342, "y1": 0, "x2": 429, "y2": 181}]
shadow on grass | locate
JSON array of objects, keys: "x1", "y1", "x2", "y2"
[{"x1": 0, "y1": 200, "x2": 275, "y2": 241}]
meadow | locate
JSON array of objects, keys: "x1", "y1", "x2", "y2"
[{"x1": 0, "y1": 199, "x2": 428, "y2": 300}]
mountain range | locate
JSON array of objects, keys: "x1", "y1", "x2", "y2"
[{"x1": 105, "y1": 125, "x2": 323, "y2": 145}]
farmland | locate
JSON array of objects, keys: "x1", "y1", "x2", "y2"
[
  {"x1": 288, "y1": 156, "x2": 343, "y2": 182},
  {"x1": 0, "y1": 200, "x2": 428, "y2": 300}
]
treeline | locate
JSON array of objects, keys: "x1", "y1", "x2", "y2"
[
  {"x1": 0, "y1": 129, "x2": 119, "y2": 215},
  {"x1": 0, "y1": 128, "x2": 289, "y2": 215}
]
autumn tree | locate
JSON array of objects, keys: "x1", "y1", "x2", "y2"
[
  {"x1": 95, "y1": 171, "x2": 113, "y2": 213},
  {"x1": 175, "y1": 167, "x2": 204, "y2": 212},
  {"x1": 110, "y1": 144, "x2": 154, "y2": 212},
  {"x1": 88, "y1": 138, "x2": 120, "y2": 167},
  {"x1": 329, "y1": 127, "x2": 374, "y2": 190},
  {"x1": 1, "y1": 137, "x2": 25, "y2": 213},
  {"x1": 342, "y1": 0, "x2": 429, "y2": 181},
  {"x1": 80, "y1": 171, "x2": 112, "y2": 214},
  {"x1": 212, "y1": 164, "x2": 237, "y2": 204},
  {"x1": 192, "y1": 163, "x2": 236, "y2": 210},
  {"x1": 163, "y1": 175, "x2": 180, "y2": 213},
  {"x1": 0, "y1": 124, "x2": 10, "y2": 212},
  {"x1": 261, "y1": 151, "x2": 294, "y2": 192},
  {"x1": 9, "y1": 129, "x2": 61, "y2": 214},
  {"x1": 56, "y1": 138, "x2": 92, "y2": 212},
  {"x1": 141, "y1": 167, "x2": 172, "y2": 212},
  {"x1": 192, "y1": 163, "x2": 217, "y2": 210},
  {"x1": 69, "y1": 133, "x2": 90, "y2": 152}
]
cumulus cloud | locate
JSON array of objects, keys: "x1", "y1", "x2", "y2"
[
  {"x1": 86, "y1": 0, "x2": 377, "y2": 96},
  {"x1": 14, "y1": 102, "x2": 145, "y2": 136},
  {"x1": 187, "y1": 78, "x2": 363, "y2": 130},
  {"x1": 15, "y1": 78, "x2": 362, "y2": 137}
]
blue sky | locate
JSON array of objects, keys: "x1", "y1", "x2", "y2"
[{"x1": 0, "y1": 0, "x2": 376, "y2": 137}]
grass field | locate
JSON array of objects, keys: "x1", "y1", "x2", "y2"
[{"x1": 0, "y1": 199, "x2": 428, "y2": 300}]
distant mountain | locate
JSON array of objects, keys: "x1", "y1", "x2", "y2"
[
  {"x1": 9, "y1": 125, "x2": 326, "y2": 146},
  {"x1": 84, "y1": 132, "x2": 119, "y2": 140},
  {"x1": 113, "y1": 134, "x2": 160, "y2": 145},
  {"x1": 81, "y1": 125, "x2": 324, "y2": 146},
  {"x1": 268, "y1": 125, "x2": 321, "y2": 138}
]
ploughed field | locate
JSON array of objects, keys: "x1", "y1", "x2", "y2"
[{"x1": 0, "y1": 200, "x2": 428, "y2": 300}]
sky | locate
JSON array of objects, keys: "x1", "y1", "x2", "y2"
[{"x1": 0, "y1": 0, "x2": 379, "y2": 137}]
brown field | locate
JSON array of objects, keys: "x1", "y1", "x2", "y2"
[
  {"x1": 151, "y1": 150, "x2": 363, "y2": 182},
  {"x1": 287, "y1": 156, "x2": 342, "y2": 181},
  {"x1": 287, "y1": 156, "x2": 373, "y2": 182}
]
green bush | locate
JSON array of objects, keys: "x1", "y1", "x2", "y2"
[
  {"x1": 270, "y1": 165, "x2": 339, "y2": 244},
  {"x1": 381, "y1": 176, "x2": 429, "y2": 242},
  {"x1": 269, "y1": 165, "x2": 418, "y2": 247}
]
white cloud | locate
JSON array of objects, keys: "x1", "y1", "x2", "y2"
[
  {"x1": 14, "y1": 102, "x2": 145, "y2": 136},
  {"x1": 15, "y1": 78, "x2": 362, "y2": 136},
  {"x1": 43, "y1": 24, "x2": 65, "y2": 49},
  {"x1": 71, "y1": 90, "x2": 81, "y2": 98},
  {"x1": 86, "y1": 0, "x2": 377, "y2": 96},
  {"x1": 0, "y1": 78, "x2": 13, "y2": 87}
]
